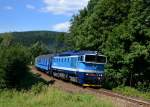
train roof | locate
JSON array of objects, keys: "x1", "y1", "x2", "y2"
[
  {"x1": 36, "y1": 54, "x2": 53, "y2": 59},
  {"x1": 36, "y1": 51, "x2": 103, "y2": 59},
  {"x1": 57, "y1": 50, "x2": 100, "y2": 56}
]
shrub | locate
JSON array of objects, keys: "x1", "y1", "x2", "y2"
[{"x1": 0, "y1": 45, "x2": 30, "y2": 89}]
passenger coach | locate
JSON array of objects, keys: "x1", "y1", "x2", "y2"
[{"x1": 35, "y1": 51, "x2": 107, "y2": 87}]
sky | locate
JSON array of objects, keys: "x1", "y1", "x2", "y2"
[{"x1": 0, "y1": 0, "x2": 89, "y2": 33}]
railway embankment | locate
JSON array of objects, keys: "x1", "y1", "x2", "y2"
[{"x1": 31, "y1": 66, "x2": 150, "y2": 107}]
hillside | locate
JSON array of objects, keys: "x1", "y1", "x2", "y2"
[{"x1": 0, "y1": 31, "x2": 66, "y2": 48}]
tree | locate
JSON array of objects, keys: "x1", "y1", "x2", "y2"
[
  {"x1": 29, "y1": 42, "x2": 49, "y2": 64},
  {"x1": 70, "y1": 0, "x2": 150, "y2": 89},
  {"x1": 0, "y1": 33, "x2": 14, "y2": 47},
  {"x1": 0, "y1": 45, "x2": 30, "y2": 89}
]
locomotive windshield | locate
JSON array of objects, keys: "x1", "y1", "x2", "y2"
[{"x1": 85, "y1": 55, "x2": 106, "y2": 63}]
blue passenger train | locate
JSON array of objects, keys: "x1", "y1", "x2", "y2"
[{"x1": 35, "y1": 51, "x2": 107, "y2": 87}]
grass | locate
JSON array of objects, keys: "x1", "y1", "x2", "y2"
[
  {"x1": 113, "y1": 86, "x2": 150, "y2": 100},
  {"x1": 0, "y1": 83, "x2": 114, "y2": 107}
]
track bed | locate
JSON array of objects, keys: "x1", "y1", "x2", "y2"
[{"x1": 31, "y1": 66, "x2": 150, "y2": 107}]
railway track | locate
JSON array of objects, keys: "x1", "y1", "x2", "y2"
[
  {"x1": 88, "y1": 88, "x2": 150, "y2": 107},
  {"x1": 30, "y1": 66, "x2": 150, "y2": 107}
]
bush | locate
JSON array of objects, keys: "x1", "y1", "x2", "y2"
[{"x1": 0, "y1": 45, "x2": 30, "y2": 89}]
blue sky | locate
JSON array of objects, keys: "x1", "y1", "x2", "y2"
[{"x1": 0, "y1": 0, "x2": 89, "y2": 33}]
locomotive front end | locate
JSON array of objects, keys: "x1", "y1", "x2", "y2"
[{"x1": 79, "y1": 55, "x2": 107, "y2": 87}]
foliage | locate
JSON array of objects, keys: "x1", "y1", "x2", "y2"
[
  {"x1": 70, "y1": 0, "x2": 150, "y2": 89},
  {"x1": 29, "y1": 42, "x2": 49, "y2": 64},
  {"x1": 113, "y1": 86, "x2": 150, "y2": 100},
  {"x1": 0, "y1": 86, "x2": 114, "y2": 107},
  {"x1": 0, "y1": 45, "x2": 30, "y2": 89},
  {"x1": 0, "y1": 33, "x2": 14, "y2": 47},
  {"x1": 0, "y1": 31, "x2": 69, "y2": 64},
  {"x1": 0, "y1": 31, "x2": 68, "y2": 53}
]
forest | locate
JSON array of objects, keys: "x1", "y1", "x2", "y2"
[
  {"x1": 0, "y1": 31, "x2": 67, "y2": 89},
  {"x1": 0, "y1": 31, "x2": 67, "y2": 52},
  {"x1": 68, "y1": 0, "x2": 150, "y2": 90}
]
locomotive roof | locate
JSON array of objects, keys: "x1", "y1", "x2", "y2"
[
  {"x1": 36, "y1": 51, "x2": 102, "y2": 58},
  {"x1": 36, "y1": 54, "x2": 53, "y2": 58},
  {"x1": 57, "y1": 50, "x2": 100, "y2": 56}
]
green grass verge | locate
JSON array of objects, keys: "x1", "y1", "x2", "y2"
[
  {"x1": 113, "y1": 86, "x2": 150, "y2": 100},
  {"x1": 0, "y1": 83, "x2": 114, "y2": 107}
]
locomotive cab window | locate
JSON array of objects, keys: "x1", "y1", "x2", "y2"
[{"x1": 85, "y1": 55, "x2": 106, "y2": 63}]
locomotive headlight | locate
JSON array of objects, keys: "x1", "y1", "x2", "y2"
[
  {"x1": 85, "y1": 73, "x2": 89, "y2": 76},
  {"x1": 98, "y1": 74, "x2": 103, "y2": 77}
]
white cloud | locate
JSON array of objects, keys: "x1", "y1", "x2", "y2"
[
  {"x1": 4, "y1": 6, "x2": 13, "y2": 10},
  {"x1": 52, "y1": 21, "x2": 70, "y2": 32},
  {"x1": 41, "y1": 0, "x2": 89, "y2": 15},
  {"x1": 26, "y1": 4, "x2": 35, "y2": 10}
]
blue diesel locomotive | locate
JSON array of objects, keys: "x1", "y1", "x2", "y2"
[{"x1": 35, "y1": 51, "x2": 107, "y2": 86}]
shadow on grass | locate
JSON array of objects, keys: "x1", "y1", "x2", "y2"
[{"x1": 19, "y1": 71, "x2": 55, "y2": 90}]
